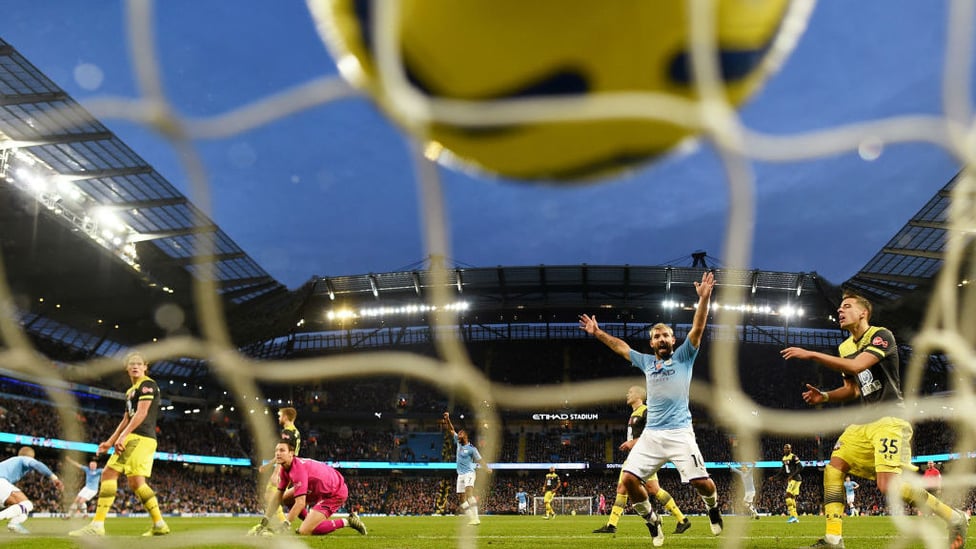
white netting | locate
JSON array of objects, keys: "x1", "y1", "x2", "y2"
[{"x1": 0, "y1": 1, "x2": 974, "y2": 549}]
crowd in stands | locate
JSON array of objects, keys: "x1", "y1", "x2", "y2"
[{"x1": 0, "y1": 333, "x2": 972, "y2": 519}]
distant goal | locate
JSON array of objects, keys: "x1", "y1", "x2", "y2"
[{"x1": 532, "y1": 496, "x2": 593, "y2": 516}]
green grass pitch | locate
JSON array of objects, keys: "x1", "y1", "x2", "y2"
[{"x1": 0, "y1": 514, "x2": 968, "y2": 548}]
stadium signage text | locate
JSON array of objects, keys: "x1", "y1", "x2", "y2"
[{"x1": 531, "y1": 413, "x2": 599, "y2": 421}]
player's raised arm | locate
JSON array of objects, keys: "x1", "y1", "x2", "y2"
[
  {"x1": 687, "y1": 270, "x2": 715, "y2": 349},
  {"x1": 442, "y1": 412, "x2": 456, "y2": 436},
  {"x1": 579, "y1": 314, "x2": 632, "y2": 360}
]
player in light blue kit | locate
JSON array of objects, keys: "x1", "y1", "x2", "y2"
[
  {"x1": 581, "y1": 271, "x2": 723, "y2": 547},
  {"x1": 0, "y1": 446, "x2": 64, "y2": 533},
  {"x1": 843, "y1": 476, "x2": 860, "y2": 516},
  {"x1": 443, "y1": 411, "x2": 489, "y2": 525},
  {"x1": 730, "y1": 462, "x2": 760, "y2": 519},
  {"x1": 65, "y1": 457, "x2": 103, "y2": 519},
  {"x1": 515, "y1": 488, "x2": 529, "y2": 515}
]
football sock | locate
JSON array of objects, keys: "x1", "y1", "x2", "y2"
[
  {"x1": 607, "y1": 493, "x2": 628, "y2": 527},
  {"x1": 632, "y1": 499, "x2": 652, "y2": 518},
  {"x1": 700, "y1": 490, "x2": 717, "y2": 509},
  {"x1": 0, "y1": 500, "x2": 31, "y2": 520},
  {"x1": 313, "y1": 519, "x2": 344, "y2": 535},
  {"x1": 823, "y1": 464, "x2": 845, "y2": 538},
  {"x1": 93, "y1": 479, "x2": 118, "y2": 523},
  {"x1": 786, "y1": 496, "x2": 797, "y2": 518},
  {"x1": 134, "y1": 484, "x2": 164, "y2": 524},
  {"x1": 901, "y1": 483, "x2": 955, "y2": 522},
  {"x1": 656, "y1": 489, "x2": 685, "y2": 523}
]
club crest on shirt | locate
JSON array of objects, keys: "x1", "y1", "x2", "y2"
[{"x1": 652, "y1": 359, "x2": 673, "y2": 373}]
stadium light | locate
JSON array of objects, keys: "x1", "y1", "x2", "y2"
[
  {"x1": 5, "y1": 149, "x2": 149, "y2": 277},
  {"x1": 327, "y1": 301, "x2": 470, "y2": 321}
]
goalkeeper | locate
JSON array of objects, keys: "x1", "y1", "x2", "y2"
[{"x1": 248, "y1": 441, "x2": 367, "y2": 537}]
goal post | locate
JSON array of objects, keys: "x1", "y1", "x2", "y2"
[{"x1": 532, "y1": 496, "x2": 593, "y2": 516}]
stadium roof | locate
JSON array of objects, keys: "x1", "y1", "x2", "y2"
[
  {"x1": 297, "y1": 263, "x2": 839, "y2": 331},
  {"x1": 846, "y1": 172, "x2": 962, "y2": 304},
  {"x1": 0, "y1": 36, "x2": 966, "y2": 380},
  {"x1": 0, "y1": 37, "x2": 287, "y2": 367}
]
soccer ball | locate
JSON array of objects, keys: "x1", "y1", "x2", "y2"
[{"x1": 310, "y1": 0, "x2": 803, "y2": 182}]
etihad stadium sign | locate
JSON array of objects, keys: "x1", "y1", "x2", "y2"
[{"x1": 531, "y1": 413, "x2": 600, "y2": 421}]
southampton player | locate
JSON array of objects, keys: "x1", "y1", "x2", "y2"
[
  {"x1": 543, "y1": 466, "x2": 560, "y2": 519},
  {"x1": 783, "y1": 292, "x2": 968, "y2": 549},
  {"x1": 779, "y1": 444, "x2": 804, "y2": 523},
  {"x1": 70, "y1": 351, "x2": 169, "y2": 537},
  {"x1": 593, "y1": 385, "x2": 690, "y2": 541},
  {"x1": 581, "y1": 271, "x2": 724, "y2": 543},
  {"x1": 0, "y1": 446, "x2": 64, "y2": 533}
]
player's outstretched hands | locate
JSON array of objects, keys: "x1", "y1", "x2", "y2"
[
  {"x1": 694, "y1": 270, "x2": 716, "y2": 299},
  {"x1": 801, "y1": 384, "x2": 827, "y2": 405},
  {"x1": 780, "y1": 346, "x2": 812, "y2": 361},
  {"x1": 578, "y1": 314, "x2": 598, "y2": 335}
]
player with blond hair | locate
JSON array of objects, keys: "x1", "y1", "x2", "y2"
[{"x1": 70, "y1": 351, "x2": 169, "y2": 537}]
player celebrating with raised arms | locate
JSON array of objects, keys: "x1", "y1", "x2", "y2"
[
  {"x1": 729, "y1": 462, "x2": 760, "y2": 520},
  {"x1": 580, "y1": 270, "x2": 724, "y2": 546},
  {"x1": 65, "y1": 456, "x2": 102, "y2": 519},
  {"x1": 443, "y1": 411, "x2": 489, "y2": 525}
]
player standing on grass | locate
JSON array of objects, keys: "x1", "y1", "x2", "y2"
[
  {"x1": 248, "y1": 441, "x2": 367, "y2": 536},
  {"x1": 443, "y1": 411, "x2": 489, "y2": 525},
  {"x1": 843, "y1": 475, "x2": 859, "y2": 516},
  {"x1": 779, "y1": 443, "x2": 804, "y2": 523},
  {"x1": 65, "y1": 456, "x2": 102, "y2": 519},
  {"x1": 923, "y1": 460, "x2": 942, "y2": 500},
  {"x1": 729, "y1": 462, "x2": 760, "y2": 519},
  {"x1": 0, "y1": 446, "x2": 64, "y2": 534},
  {"x1": 580, "y1": 270, "x2": 724, "y2": 548},
  {"x1": 592, "y1": 385, "x2": 691, "y2": 537},
  {"x1": 70, "y1": 351, "x2": 169, "y2": 537},
  {"x1": 543, "y1": 466, "x2": 560, "y2": 519},
  {"x1": 516, "y1": 487, "x2": 529, "y2": 515},
  {"x1": 782, "y1": 291, "x2": 969, "y2": 549}
]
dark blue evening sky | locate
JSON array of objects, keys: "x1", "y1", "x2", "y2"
[{"x1": 1, "y1": 1, "x2": 966, "y2": 288}]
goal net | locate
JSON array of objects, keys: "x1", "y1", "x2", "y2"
[{"x1": 532, "y1": 496, "x2": 593, "y2": 516}]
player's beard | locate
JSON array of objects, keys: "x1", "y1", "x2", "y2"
[{"x1": 654, "y1": 342, "x2": 674, "y2": 359}]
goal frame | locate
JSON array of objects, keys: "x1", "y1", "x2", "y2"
[{"x1": 531, "y1": 496, "x2": 593, "y2": 516}]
